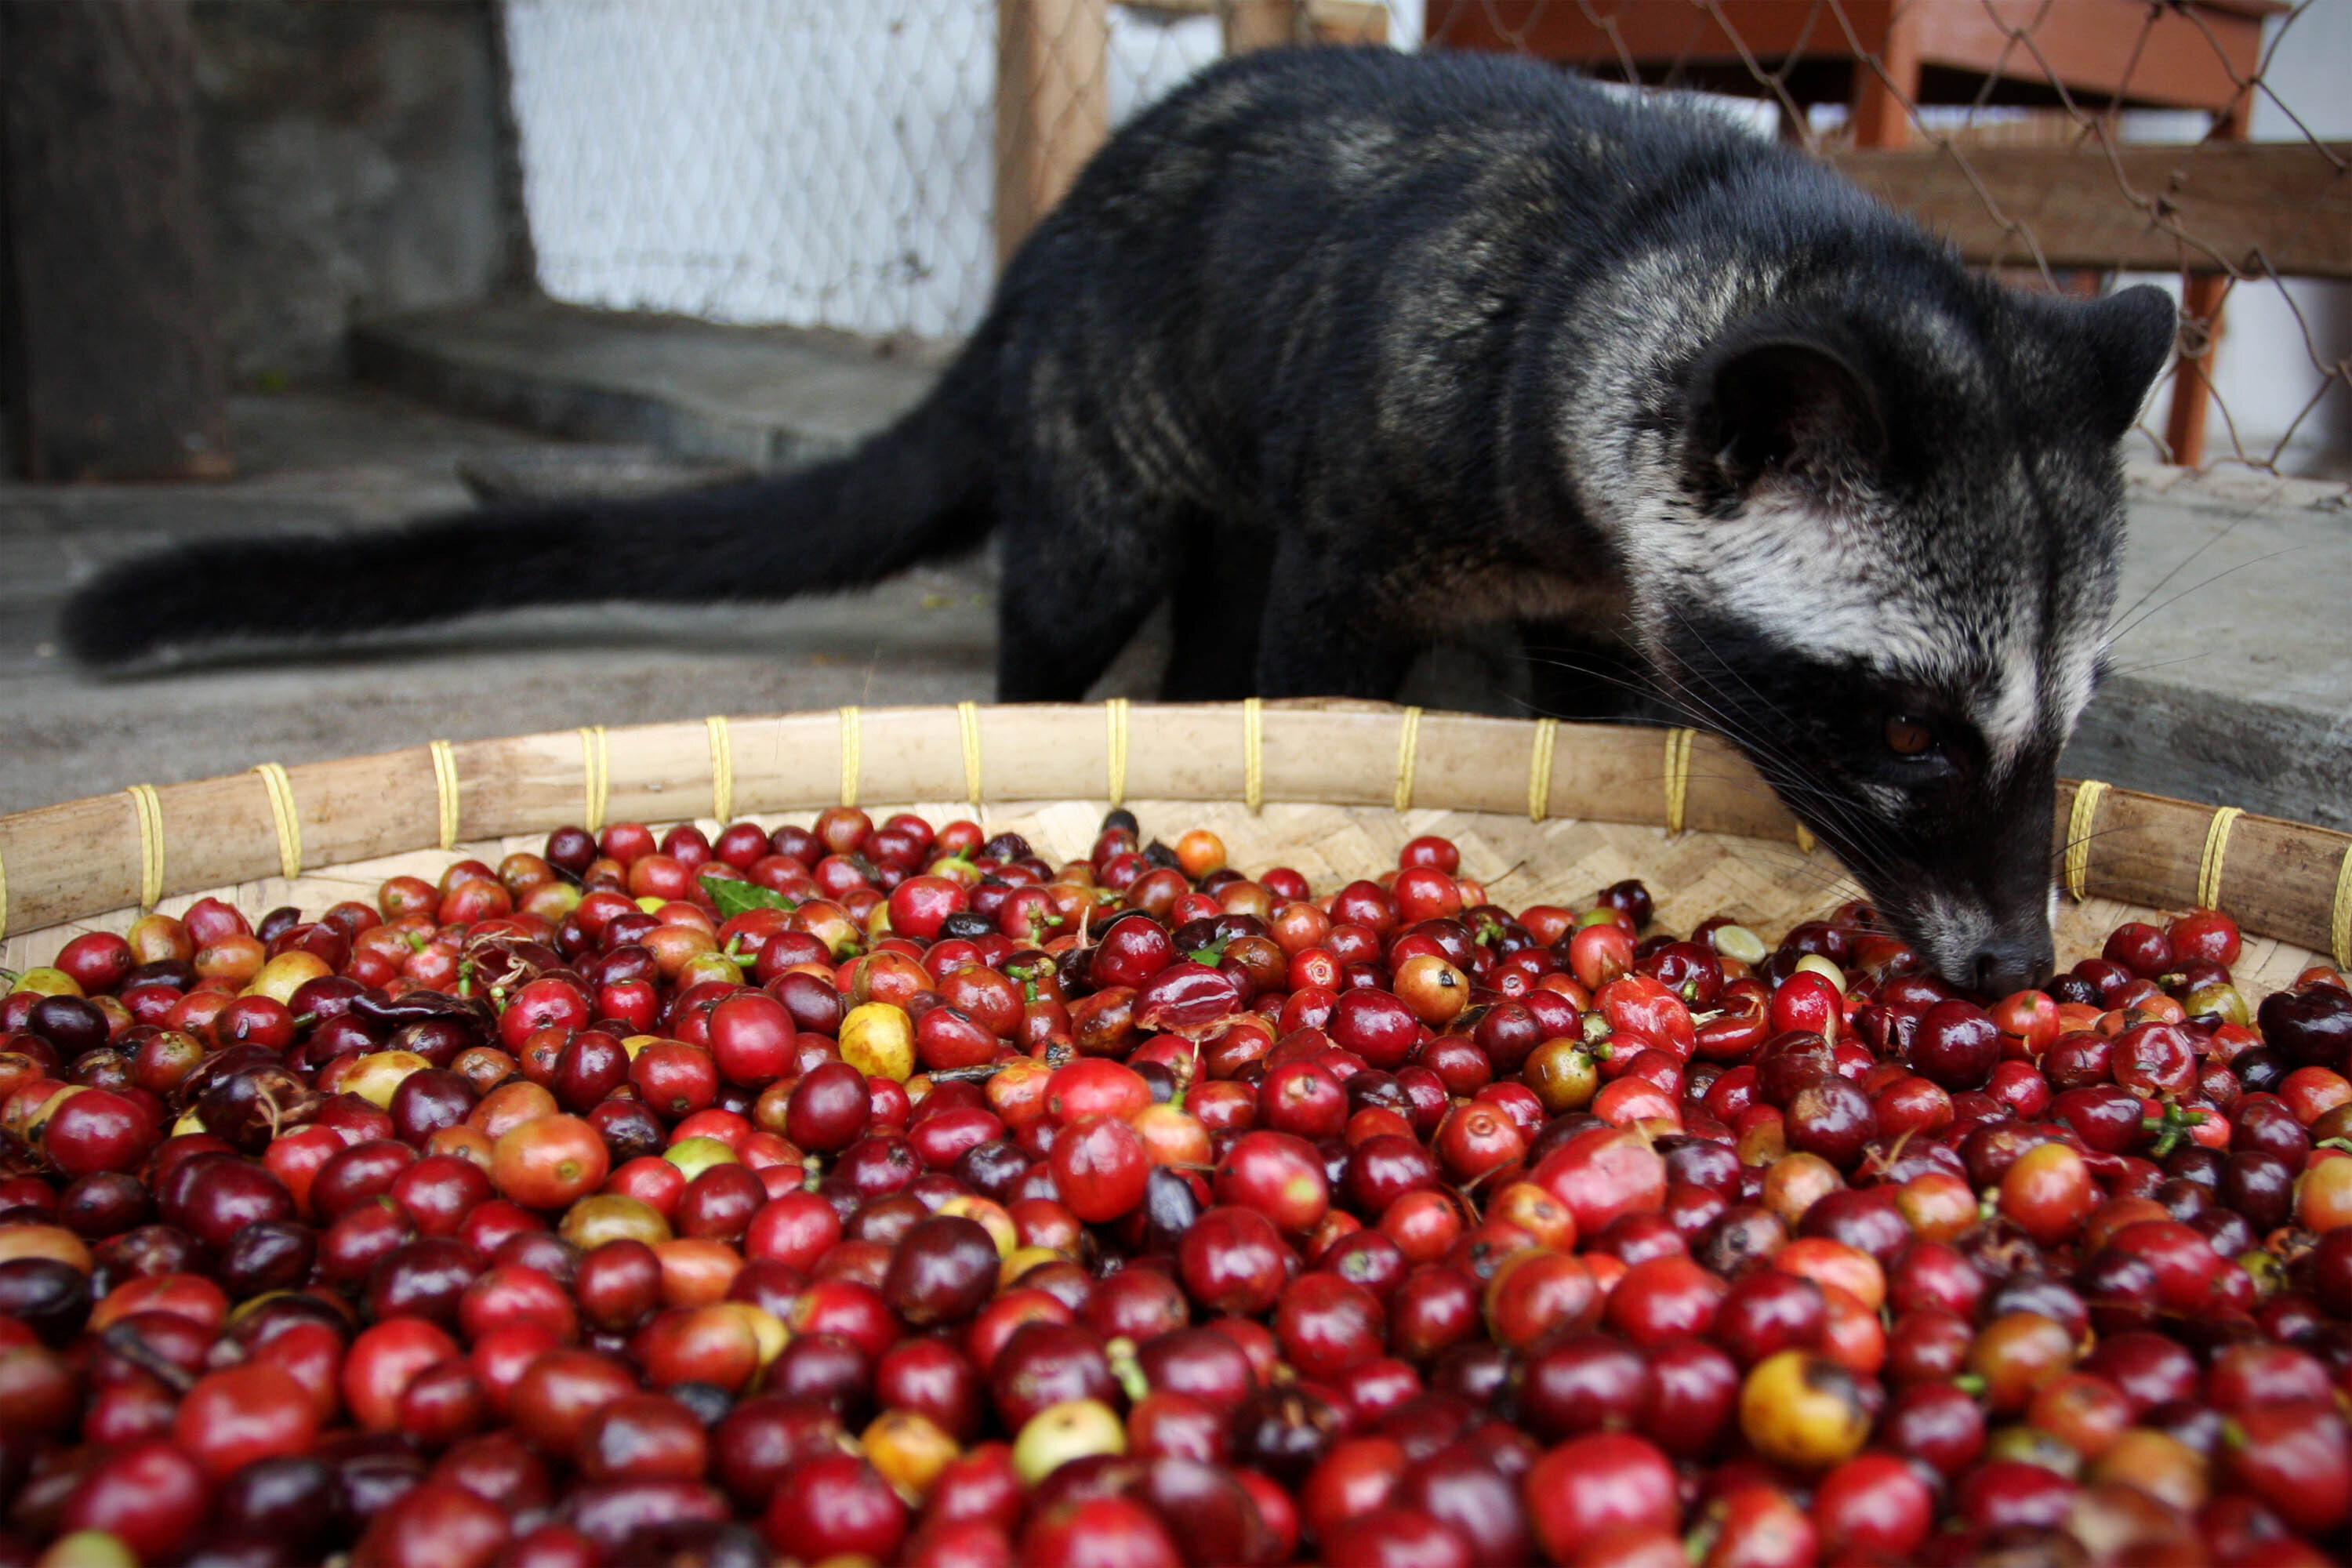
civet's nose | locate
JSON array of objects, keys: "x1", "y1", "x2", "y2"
[{"x1": 1971, "y1": 936, "x2": 2055, "y2": 998}]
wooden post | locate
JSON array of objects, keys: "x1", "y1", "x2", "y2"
[
  {"x1": 0, "y1": 1, "x2": 230, "y2": 481},
  {"x1": 1222, "y1": 1, "x2": 1302, "y2": 52},
  {"x1": 1848, "y1": 12, "x2": 1918, "y2": 150},
  {"x1": 2165, "y1": 285, "x2": 2227, "y2": 470},
  {"x1": 1305, "y1": 2, "x2": 1388, "y2": 46},
  {"x1": 2165, "y1": 96, "x2": 2254, "y2": 470},
  {"x1": 995, "y1": 0, "x2": 1111, "y2": 265},
  {"x1": 1127, "y1": 2, "x2": 1380, "y2": 49}
]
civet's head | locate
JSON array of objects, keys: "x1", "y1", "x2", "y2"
[{"x1": 1626, "y1": 279, "x2": 2176, "y2": 994}]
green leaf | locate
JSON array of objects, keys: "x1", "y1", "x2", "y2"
[{"x1": 702, "y1": 873, "x2": 797, "y2": 919}]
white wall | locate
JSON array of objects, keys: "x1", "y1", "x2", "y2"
[
  {"x1": 504, "y1": 1, "x2": 1001, "y2": 339},
  {"x1": 2196, "y1": 0, "x2": 2350, "y2": 470},
  {"x1": 503, "y1": 1, "x2": 1411, "y2": 339}
]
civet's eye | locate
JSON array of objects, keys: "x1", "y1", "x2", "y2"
[{"x1": 1883, "y1": 715, "x2": 1936, "y2": 759}]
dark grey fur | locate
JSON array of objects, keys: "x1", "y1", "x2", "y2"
[{"x1": 64, "y1": 47, "x2": 2176, "y2": 993}]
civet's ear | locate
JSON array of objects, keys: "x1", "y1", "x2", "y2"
[
  {"x1": 2076, "y1": 284, "x2": 2179, "y2": 442},
  {"x1": 1688, "y1": 331, "x2": 1886, "y2": 496}
]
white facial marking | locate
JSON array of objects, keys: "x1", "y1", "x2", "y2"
[
  {"x1": 2046, "y1": 628, "x2": 2103, "y2": 735},
  {"x1": 1628, "y1": 492, "x2": 1951, "y2": 677},
  {"x1": 1976, "y1": 653, "x2": 2039, "y2": 778}
]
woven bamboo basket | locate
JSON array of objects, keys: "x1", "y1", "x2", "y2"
[{"x1": 2, "y1": 701, "x2": 2346, "y2": 998}]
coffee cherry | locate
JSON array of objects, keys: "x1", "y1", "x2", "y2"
[
  {"x1": 1740, "y1": 1351, "x2": 1872, "y2": 1469},
  {"x1": 5, "y1": 809, "x2": 2344, "y2": 1563}
]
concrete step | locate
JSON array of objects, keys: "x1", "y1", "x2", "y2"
[
  {"x1": 2071, "y1": 463, "x2": 2352, "y2": 832},
  {"x1": 353, "y1": 297, "x2": 952, "y2": 470},
  {"x1": 0, "y1": 389, "x2": 1007, "y2": 815}
]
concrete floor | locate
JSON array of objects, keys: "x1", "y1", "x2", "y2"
[
  {"x1": 0, "y1": 390, "x2": 1004, "y2": 814},
  {"x1": 4, "y1": 372, "x2": 2348, "y2": 833}
]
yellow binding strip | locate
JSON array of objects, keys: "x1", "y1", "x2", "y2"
[
  {"x1": 706, "y1": 716, "x2": 735, "y2": 825},
  {"x1": 2331, "y1": 841, "x2": 2352, "y2": 973},
  {"x1": 1242, "y1": 698, "x2": 1264, "y2": 814},
  {"x1": 1526, "y1": 717, "x2": 1558, "y2": 822},
  {"x1": 2197, "y1": 805, "x2": 2244, "y2": 912},
  {"x1": 956, "y1": 701, "x2": 984, "y2": 808},
  {"x1": 428, "y1": 739, "x2": 461, "y2": 851},
  {"x1": 1662, "y1": 728, "x2": 1695, "y2": 834},
  {"x1": 2064, "y1": 780, "x2": 2109, "y2": 902},
  {"x1": 252, "y1": 764, "x2": 302, "y2": 881},
  {"x1": 1392, "y1": 706, "x2": 1423, "y2": 814},
  {"x1": 125, "y1": 785, "x2": 165, "y2": 910},
  {"x1": 838, "y1": 707, "x2": 862, "y2": 808},
  {"x1": 578, "y1": 726, "x2": 610, "y2": 835},
  {"x1": 1105, "y1": 699, "x2": 1130, "y2": 809}
]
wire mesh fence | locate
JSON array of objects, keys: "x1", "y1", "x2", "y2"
[
  {"x1": 501, "y1": 0, "x2": 2349, "y2": 474},
  {"x1": 502, "y1": 0, "x2": 1231, "y2": 339}
]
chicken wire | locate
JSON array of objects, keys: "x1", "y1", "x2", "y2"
[
  {"x1": 503, "y1": 0, "x2": 1232, "y2": 339},
  {"x1": 501, "y1": 0, "x2": 2347, "y2": 473}
]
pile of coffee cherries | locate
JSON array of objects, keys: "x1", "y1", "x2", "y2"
[{"x1": 2, "y1": 804, "x2": 2350, "y2": 1568}]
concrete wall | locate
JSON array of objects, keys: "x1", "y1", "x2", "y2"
[{"x1": 189, "y1": 0, "x2": 532, "y2": 385}]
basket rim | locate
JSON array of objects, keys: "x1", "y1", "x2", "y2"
[{"x1": 0, "y1": 701, "x2": 2344, "y2": 969}]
